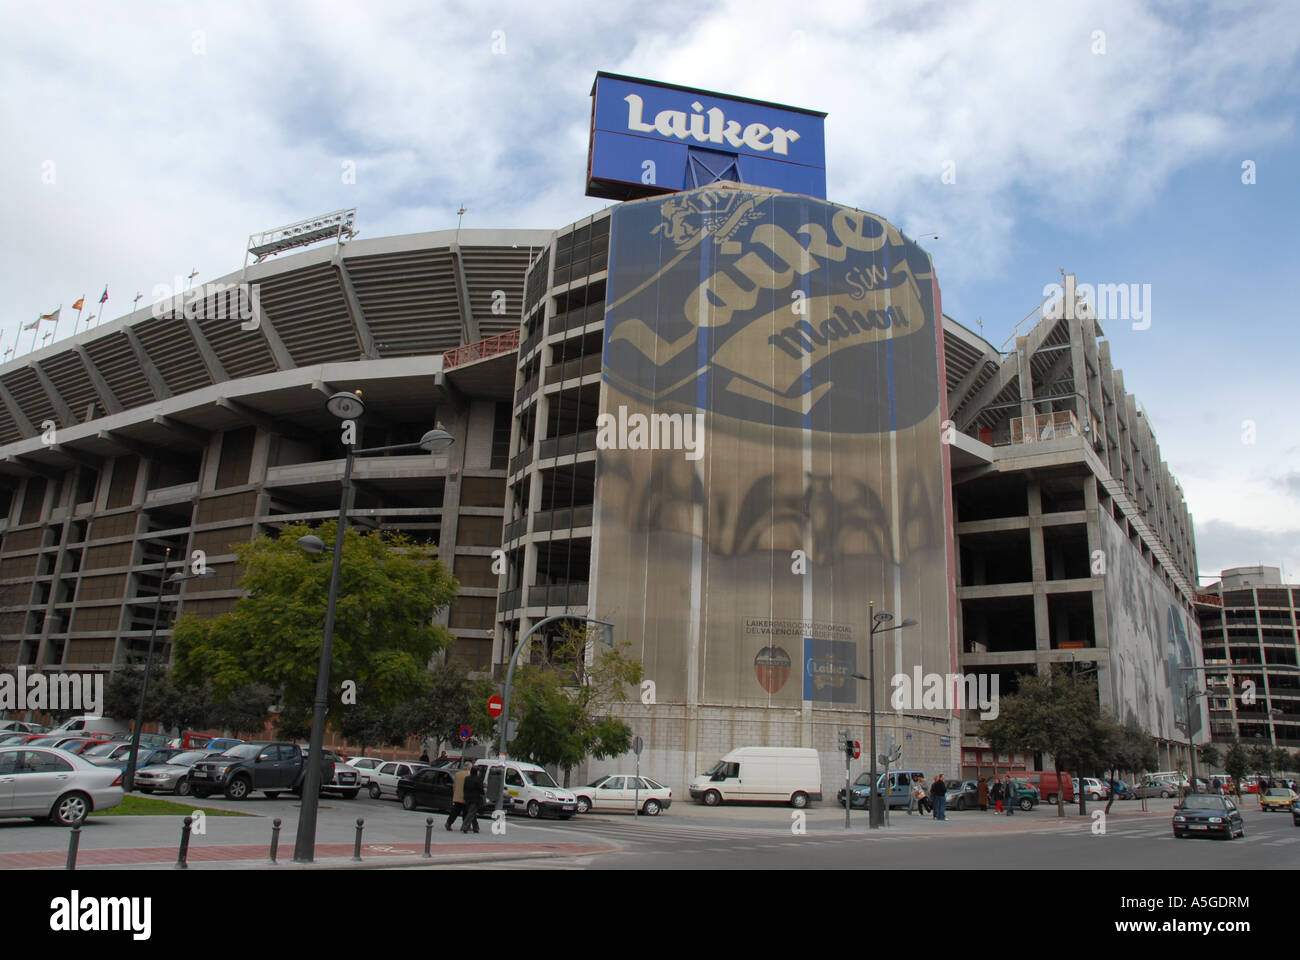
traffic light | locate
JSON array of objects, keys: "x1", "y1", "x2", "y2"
[{"x1": 843, "y1": 734, "x2": 855, "y2": 761}]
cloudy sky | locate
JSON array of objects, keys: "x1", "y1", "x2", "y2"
[{"x1": 3, "y1": 0, "x2": 1298, "y2": 582}]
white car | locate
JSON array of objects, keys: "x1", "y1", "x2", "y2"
[
  {"x1": 368, "y1": 760, "x2": 430, "y2": 799},
  {"x1": 1072, "y1": 777, "x2": 1110, "y2": 800},
  {"x1": 572, "y1": 774, "x2": 672, "y2": 815},
  {"x1": 0, "y1": 745, "x2": 125, "y2": 825},
  {"x1": 474, "y1": 759, "x2": 578, "y2": 819},
  {"x1": 346, "y1": 757, "x2": 386, "y2": 785}
]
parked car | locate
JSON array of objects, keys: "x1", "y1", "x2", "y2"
[
  {"x1": 945, "y1": 779, "x2": 980, "y2": 810},
  {"x1": 691, "y1": 747, "x2": 824, "y2": 808},
  {"x1": 0, "y1": 733, "x2": 32, "y2": 746},
  {"x1": 1172, "y1": 794, "x2": 1244, "y2": 840},
  {"x1": 1260, "y1": 787, "x2": 1297, "y2": 812},
  {"x1": 1292, "y1": 797, "x2": 1300, "y2": 826},
  {"x1": 1015, "y1": 771, "x2": 1074, "y2": 804},
  {"x1": 1007, "y1": 779, "x2": 1040, "y2": 811},
  {"x1": 84, "y1": 744, "x2": 182, "y2": 772},
  {"x1": 396, "y1": 766, "x2": 495, "y2": 818},
  {"x1": 1109, "y1": 779, "x2": 1134, "y2": 800},
  {"x1": 473, "y1": 758, "x2": 577, "y2": 819},
  {"x1": 0, "y1": 745, "x2": 124, "y2": 825},
  {"x1": 188, "y1": 742, "x2": 331, "y2": 800},
  {"x1": 18, "y1": 736, "x2": 111, "y2": 755},
  {"x1": 0, "y1": 720, "x2": 47, "y2": 735},
  {"x1": 571, "y1": 774, "x2": 672, "y2": 815},
  {"x1": 300, "y1": 746, "x2": 360, "y2": 799},
  {"x1": 132, "y1": 750, "x2": 215, "y2": 795},
  {"x1": 1072, "y1": 777, "x2": 1110, "y2": 801},
  {"x1": 837, "y1": 769, "x2": 923, "y2": 810},
  {"x1": 368, "y1": 760, "x2": 430, "y2": 799},
  {"x1": 1132, "y1": 779, "x2": 1180, "y2": 799},
  {"x1": 345, "y1": 757, "x2": 386, "y2": 785}
]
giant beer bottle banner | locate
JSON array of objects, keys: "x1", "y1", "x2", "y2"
[{"x1": 593, "y1": 186, "x2": 953, "y2": 708}]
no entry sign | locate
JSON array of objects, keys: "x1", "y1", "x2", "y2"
[{"x1": 487, "y1": 694, "x2": 504, "y2": 717}]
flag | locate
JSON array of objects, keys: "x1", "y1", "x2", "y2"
[
  {"x1": 99, "y1": 287, "x2": 108, "y2": 304},
  {"x1": 72, "y1": 297, "x2": 85, "y2": 311},
  {"x1": 22, "y1": 317, "x2": 40, "y2": 330},
  {"x1": 39, "y1": 307, "x2": 60, "y2": 323}
]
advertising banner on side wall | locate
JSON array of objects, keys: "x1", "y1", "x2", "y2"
[{"x1": 591, "y1": 184, "x2": 954, "y2": 713}]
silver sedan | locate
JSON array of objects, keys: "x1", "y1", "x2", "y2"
[{"x1": 0, "y1": 746, "x2": 125, "y2": 825}]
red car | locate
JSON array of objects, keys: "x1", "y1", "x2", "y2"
[{"x1": 16, "y1": 735, "x2": 110, "y2": 755}]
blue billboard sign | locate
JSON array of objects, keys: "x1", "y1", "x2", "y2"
[{"x1": 586, "y1": 72, "x2": 826, "y2": 201}]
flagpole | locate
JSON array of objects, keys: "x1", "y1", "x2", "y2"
[{"x1": 50, "y1": 305, "x2": 63, "y2": 342}]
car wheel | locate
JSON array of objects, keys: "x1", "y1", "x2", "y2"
[
  {"x1": 50, "y1": 791, "x2": 91, "y2": 826},
  {"x1": 1046, "y1": 794, "x2": 1058, "y2": 805},
  {"x1": 1160, "y1": 790, "x2": 1172, "y2": 798},
  {"x1": 576, "y1": 796, "x2": 591, "y2": 814},
  {"x1": 341, "y1": 790, "x2": 358, "y2": 800},
  {"x1": 643, "y1": 799, "x2": 662, "y2": 816},
  {"x1": 175, "y1": 778, "x2": 191, "y2": 797},
  {"x1": 369, "y1": 783, "x2": 382, "y2": 799},
  {"x1": 1019, "y1": 798, "x2": 1033, "y2": 811},
  {"x1": 702, "y1": 790, "x2": 721, "y2": 807},
  {"x1": 401, "y1": 792, "x2": 416, "y2": 811},
  {"x1": 192, "y1": 788, "x2": 211, "y2": 799},
  {"x1": 526, "y1": 800, "x2": 541, "y2": 818},
  {"x1": 225, "y1": 776, "x2": 251, "y2": 800},
  {"x1": 790, "y1": 792, "x2": 808, "y2": 809}
]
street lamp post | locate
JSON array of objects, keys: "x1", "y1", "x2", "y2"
[
  {"x1": 494, "y1": 614, "x2": 614, "y2": 818},
  {"x1": 293, "y1": 391, "x2": 454, "y2": 863},
  {"x1": 123, "y1": 550, "x2": 216, "y2": 792},
  {"x1": 864, "y1": 601, "x2": 917, "y2": 828}
]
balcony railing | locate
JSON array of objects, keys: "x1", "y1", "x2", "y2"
[
  {"x1": 503, "y1": 515, "x2": 528, "y2": 543},
  {"x1": 1007, "y1": 410, "x2": 1084, "y2": 445},
  {"x1": 527, "y1": 583, "x2": 589, "y2": 607},
  {"x1": 508, "y1": 445, "x2": 534, "y2": 475},
  {"x1": 547, "y1": 301, "x2": 604, "y2": 336},
  {"x1": 544, "y1": 352, "x2": 602, "y2": 386},
  {"x1": 532, "y1": 504, "x2": 594, "y2": 533},
  {"x1": 537, "y1": 430, "x2": 597, "y2": 460},
  {"x1": 497, "y1": 587, "x2": 522, "y2": 613},
  {"x1": 443, "y1": 329, "x2": 520, "y2": 369}
]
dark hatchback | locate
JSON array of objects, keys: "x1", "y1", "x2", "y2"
[
  {"x1": 1172, "y1": 794, "x2": 1245, "y2": 840},
  {"x1": 397, "y1": 767, "x2": 495, "y2": 817}
]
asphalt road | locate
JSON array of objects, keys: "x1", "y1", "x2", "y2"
[{"x1": 4, "y1": 789, "x2": 1296, "y2": 869}]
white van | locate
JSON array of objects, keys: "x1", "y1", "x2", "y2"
[
  {"x1": 49, "y1": 715, "x2": 129, "y2": 737},
  {"x1": 689, "y1": 747, "x2": 823, "y2": 808},
  {"x1": 473, "y1": 758, "x2": 578, "y2": 819}
]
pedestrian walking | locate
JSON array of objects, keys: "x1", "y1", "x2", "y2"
[
  {"x1": 419, "y1": 749, "x2": 430, "y2": 764},
  {"x1": 930, "y1": 774, "x2": 947, "y2": 820},
  {"x1": 445, "y1": 762, "x2": 472, "y2": 830},
  {"x1": 908, "y1": 775, "x2": 921, "y2": 815},
  {"x1": 461, "y1": 765, "x2": 486, "y2": 833},
  {"x1": 1004, "y1": 776, "x2": 1015, "y2": 816},
  {"x1": 991, "y1": 777, "x2": 1003, "y2": 814},
  {"x1": 978, "y1": 777, "x2": 989, "y2": 811},
  {"x1": 1105, "y1": 776, "x2": 1118, "y2": 813}
]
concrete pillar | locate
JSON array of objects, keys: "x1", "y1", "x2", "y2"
[{"x1": 1028, "y1": 481, "x2": 1050, "y2": 663}]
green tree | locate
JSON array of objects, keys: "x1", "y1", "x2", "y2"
[
  {"x1": 1223, "y1": 740, "x2": 1250, "y2": 789},
  {"x1": 103, "y1": 665, "x2": 214, "y2": 732},
  {"x1": 209, "y1": 683, "x2": 277, "y2": 738},
  {"x1": 399, "y1": 659, "x2": 496, "y2": 756},
  {"x1": 336, "y1": 695, "x2": 414, "y2": 756},
  {"x1": 1197, "y1": 743, "x2": 1222, "y2": 771},
  {"x1": 171, "y1": 521, "x2": 457, "y2": 734},
  {"x1": 508, "y1": 621, "x2": 643, "y2": 785},
  {"x1": 981, "y1": 666, "x2": 1109, "y2": 817},
  {"x1": 1248, "y1": 742, "x2": 1275, "y2": 776},
  {"x1": 1270, "y1": 746, "x2": 1293, "y2": 775}
]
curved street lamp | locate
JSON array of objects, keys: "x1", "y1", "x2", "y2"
[
  {"x1": 863, "y1": 601, "x2": 917, "y2": 828},
  {"x1": 293, "y1": 391, "x2": 454, "y2": 863}
]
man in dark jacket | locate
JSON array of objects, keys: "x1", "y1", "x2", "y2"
[
  {"x1": 461, "y1": 766, "x2": 486, "y2": 833},
  {"x1": 930, "y1": 775, "x2": 947, "y2": 820}
]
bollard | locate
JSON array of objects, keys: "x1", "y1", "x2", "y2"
[
  {"x1": 352, "y1": 817, "x2": 364, "y2": 861},
  {"x1": 177, "y1": 816, "x2": 193, "y2": 870},
  {"x1": 269, "y1": 817, "x2": 282, "y2": 863},
  {"x1": 424, "y1": 817, "x2": 434, "y2": 858},
  {"x1": 65, "y1": 824, "x2": 81, "y2": 871}
]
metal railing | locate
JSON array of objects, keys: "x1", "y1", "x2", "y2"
[
  {"x1": 537, "y1": 430, "x2": 597, "y2": 460},
  {"x1": 442, "y1": 329, "x2": 520, "y2": 369},
  {"x1": 526, "y1": 583, "x2": 589, "y2": 607},
  {"x1": 532, "y1": 504, "x2": 594, "y2": 532},
  {"x1": 543, "y1": 353, "x2": 602, "y2": 385}
]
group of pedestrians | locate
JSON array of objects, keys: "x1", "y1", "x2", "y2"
[
  {"x1": 444, "y1": 762, "x2": 488, "y2": 834},
  {"x1": 905, "y1": 773, "x2": 1022, "y2": 821}
]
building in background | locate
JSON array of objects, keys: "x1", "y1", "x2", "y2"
[{"x1": 1196, "y1": 566, "x2": 1300, "y2": 749}]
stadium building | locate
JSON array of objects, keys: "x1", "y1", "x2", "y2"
[{"x1": 0, "y1": 75, "x2": 1205, "y2": 792}]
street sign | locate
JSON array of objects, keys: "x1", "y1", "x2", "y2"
[
  {"x1": 887, "y1": 745, "x2": 902, "y2": 763},
  {"x1": 633, "y1": 735, "x2": 644, "y2": 756},
  {"x1": 458, "y1": 725, "x2": 471, "y2": 743},
  {"x1": 487, "y1": 694, "x2": 504, "y2": 717},
  {"x1": 939, "y1": 735, "x2": 951, "y2": 747},
  {"x1": 852, "y1": 741, "x2": 861, "y2": 760}
]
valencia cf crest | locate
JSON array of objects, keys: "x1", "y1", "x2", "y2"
[{"x1": 754, "y1": 646, "x2": 792, "y2": 694}]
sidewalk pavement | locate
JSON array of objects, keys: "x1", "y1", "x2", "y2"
[{"x1": 2, "y1": 837, "x2": 618, "y2": 870}]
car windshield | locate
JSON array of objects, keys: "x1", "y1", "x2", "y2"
[
  {"x1": 1265, "y1": 789, "x2": 1291, "y2": 797},
  {"x1": 25, "y1": 736, "x2": 59, "y2": 745},
  {"x1": 221, "y1": 745, "x2": 262, "y2": 759},
  {"x1": 853, "y1": 773, "x2": 874, "y2": 786},
  {"x1": 704, "y1": 761, "x2": 726, "y2": 777},
  {"x1": 526, "y1": 769, "x2": 558, "y2": 788},
  {"x1": 1182, "y1": 797, "x2": 1224, "y2": 810},
  {"x1": 586, "y1": 776, "x2": 611, "y2": 787},
  {"x1": 81, "y1": 742, "x2": 120, "y2": 757},
  {"x1": 167, "y1": 751, "x2": 207, "y2": 766}
]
